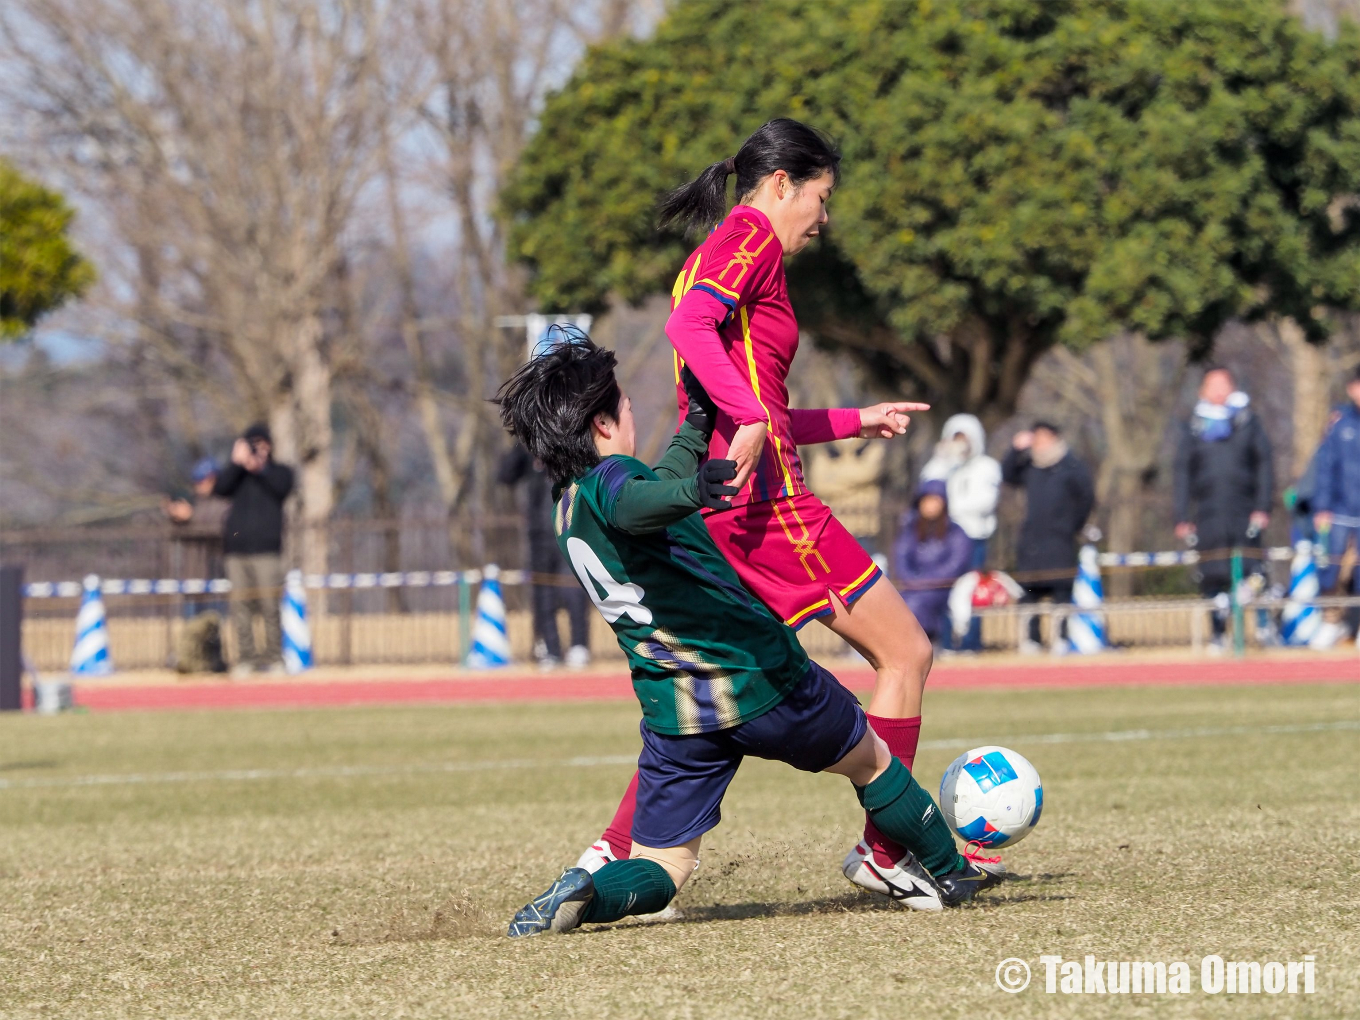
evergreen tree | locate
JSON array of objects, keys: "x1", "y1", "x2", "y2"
[
  {"x1": 0, "y1": 160, "x2": 93, "y2": 339},
  {"x1": 505, "y1": 0, "x2": 1360, "y2": 419}
]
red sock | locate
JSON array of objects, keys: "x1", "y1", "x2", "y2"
[
  {"x1": 863, "y1": 715, "x2": 922, "y2": 867},
  {"x1": 868, "y1": 714, "x2": 922, "y2": 770},
  {"x1": 599, "y1": 771, "x2": 638, "y2": 859}
]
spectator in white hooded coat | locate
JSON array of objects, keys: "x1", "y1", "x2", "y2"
[{"x1": 920, "y1": 413, "x2": 1001, "y2": 651}]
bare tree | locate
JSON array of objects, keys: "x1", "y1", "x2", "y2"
[
  {"x1": 1264, "y1": 317, "x2": 1360, "y2": 477},
  {"x1": 375, "y1": 0, "x2": 656, "y2": 558},
  {"x1": 1023, "y1": 334, "x2": 1189, "y2": 594},
  {"x1": 1, "y1": 0, "x2": 421, "y2": 576}
]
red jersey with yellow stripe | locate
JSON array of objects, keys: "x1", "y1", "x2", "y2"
[{"x1": 668, "y1": 205, "x2": 805, "y2": 508}]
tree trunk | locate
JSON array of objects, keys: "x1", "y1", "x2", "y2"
[
  {"x1": 1275, "y1": 317, "x2": 1331, "y2": 477},
  {"x1": 1089, "y1": 333, "x2": 1186, "y2": 596},
  {"x1": 276, "y1": 315, "x2": 333, "y2": 587}
]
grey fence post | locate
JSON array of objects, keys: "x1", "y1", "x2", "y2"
[{"x1": 0, "y1": 565, "x2": 22, "y2": 711}]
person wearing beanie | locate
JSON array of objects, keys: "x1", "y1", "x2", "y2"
[
  {"x1": 213, "y1": 422, "x2": 295, "y2": 675},
  {"x1": 891, "y1": 479, "x2": 974, "y2": 646}
]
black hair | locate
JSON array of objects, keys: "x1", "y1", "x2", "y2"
[
  {"x1": 1032, "y1": 420, "x2": 1062, "y2": 435},
  {"x1": 1201, "y1": 364, "x2": 1234, "y2": 383},
  {"x1": 493, "y1": 327, "x2": 622, "y2": 487},
  {"x1": 657, "y1": 117, "x2": 841, "y2": 234}
]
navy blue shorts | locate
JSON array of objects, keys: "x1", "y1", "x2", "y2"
[{"x1": 631, "y1": 660, "x2": 867, "y2": 848}]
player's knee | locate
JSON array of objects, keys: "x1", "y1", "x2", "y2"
[
  {"x1": 880, "y1": 618, "x2": 933, "y2": 675},
  {"x1": 824, "y1": 727, "x2": 889, "y2": 786},
  {"x1": 878, "y1": 638, "x2": 932, "y2": 688}
]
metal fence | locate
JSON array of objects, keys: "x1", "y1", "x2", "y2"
[
  {"x1": 5, "y1": 519, "x2": 1354, "y2": 673},
  {"x1": 18, "y1": 581, "x2": 1359, "y2": 675}
]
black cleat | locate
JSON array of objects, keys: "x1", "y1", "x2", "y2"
[
  {"x1": 933, "y1": 858, "x2": 1004, "y2": 906},
  {"x1": 507, "y1": 867, "x2": 595, "y2": 937}
]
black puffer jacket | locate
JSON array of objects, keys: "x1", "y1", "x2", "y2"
[
  {"x1": 498, "y1": 445, "x2": 566, "y2": 573},
  {"x1": 213, "y1": 460, "x2": 294, "y2": 555},
  {"x1": 1001, "y1": 447, "x2": 1096, "y2": 574},
  {"x1": 1173, "y1": 407, "x2": 1273, "y2": 579}
]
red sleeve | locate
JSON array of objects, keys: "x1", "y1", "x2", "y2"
[
  {"x1": 789, "y1": 408, "x2": 862, "y2": 445},
  {"x1": 666, "y1": 289, "x2": 768, "y2": 427}
]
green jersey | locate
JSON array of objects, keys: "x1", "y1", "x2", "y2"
[{"x1": 553, "y1": 422, "x2": 809, "y2": 735}]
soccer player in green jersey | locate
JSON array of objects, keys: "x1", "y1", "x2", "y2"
[{"x1": 496, "y1": 336, "x2": 999, "y2": 936}]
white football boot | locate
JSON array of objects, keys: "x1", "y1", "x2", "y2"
[
  {"x1": 573, "y1": 839, "x2": 683, "y2": 924},
  {"x1": 841, "y1": 841, "x2": 945, "y2": 912},
  {"x1": 574, "y1": 839, "x2": 619, "y2": 874}
]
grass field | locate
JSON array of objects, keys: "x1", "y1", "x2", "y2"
[{"x1": 1, "y1": 681, "x2": 1357, "y2": 1019}]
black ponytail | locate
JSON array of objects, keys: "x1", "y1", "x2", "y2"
[{"x1": 658, "y1": 118, "x2": 841, "y2": 235}]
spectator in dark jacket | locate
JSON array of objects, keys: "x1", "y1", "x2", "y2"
[
  {"x1": 164, "y1": 457, "x2": 231, "y2": 583},
  {"x1": 1173, "y1": 367, "x2": 1273, "y2": 645},
  {"x1": 1311, "y1": 365, "x2": 1360, "y2": 618},
  {"x1": 893, "y1": 479, "x2": 973, "y2": 646},
  {"x1": 1002, "y1": 421, "x2": 1095, "y2": 649},
  {"x1": 213, "y1": 423, "x2": 294, "y2": 675},
  {"x1": 498, "y1": 444, "x2": 591, "y2": 669}
]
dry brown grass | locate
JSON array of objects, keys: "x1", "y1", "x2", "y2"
[{"x1": 0, "y1": 683, "x2": 1356, "y2": 1019}]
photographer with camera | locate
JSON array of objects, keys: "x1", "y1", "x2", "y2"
[{"x1": 214, "y1": 423, "x2": 295, "y2": 676}]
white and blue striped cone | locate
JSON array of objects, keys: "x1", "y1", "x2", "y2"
[
  {"x1": 466, "y1": 564, "x2": 511, "y2": 668},
  {"x1": 1067, "y1": 545, "x2": 1109, "y2": 654},
  {"x1": 280, "y1": 569, "x2": 313, "y2": 674},
  {"x1": 1280, "y1": 540, "x2": 1322, "y2": 646},
  {"x1": 70, "y1": 574, "x2": 113, "y2": 676}
]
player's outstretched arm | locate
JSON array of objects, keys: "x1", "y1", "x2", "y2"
[
  {"x1": 788, "y1": 402, "x2": 930, "y2": 445},
  {"x1": 607, "y1": 464, "x2": 737, "y2": 535}
]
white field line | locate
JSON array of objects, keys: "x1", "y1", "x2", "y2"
[
  {"x1": 1, "y1": 720, "x2": 1357, "y2": 792},
  {"x1": 918, "y1": 718, "x2": 1360, "y2": 750},
  {"x1": 0, "y1": 754, "x2": 639, "y2": 791}
]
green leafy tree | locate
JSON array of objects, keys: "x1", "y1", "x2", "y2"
[
  {"x1": 506, "y1": 0, "x2": 1360, "y2": 421},
  {"x1": 0, "y1": 160, "x2": 93, "y2": 339}
]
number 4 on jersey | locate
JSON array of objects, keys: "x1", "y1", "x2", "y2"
[{"x1": 566, "y1": 537, "x2": 653, "y2": 625}]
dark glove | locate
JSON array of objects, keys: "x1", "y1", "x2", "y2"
[
  {"x1": 681, "y1": 365, "x2": 719, "y2": 438},
  {"x1": 697, "y1": 459, "x2": 739, "y2": 509}
]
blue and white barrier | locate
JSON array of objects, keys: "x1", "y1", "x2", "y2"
[
  {"x1": 70, "y1": 575, "x2": 113, "y2": 676},
  {"x1": 466, "y1": 565, "x2": 511, "y2": 669},
  {"x1": 23, "y1": 568, "x2": 522, "y2": 598},
  {"x1": 19, "y1": 547, "x2": 1329, "y2": 601},
  {"x1": 1280, "y1": 541, "x2": 1321, "y2": 646},
  {"x1": 280, "y1": 569, "x2": 313, "y2": 674},
  {"x1": 1067, "y1": 545, "x2": 1109, "y2": 654},
  {"x1": 1094, "y1": 546, "x2": 1322, "y2": 568}
]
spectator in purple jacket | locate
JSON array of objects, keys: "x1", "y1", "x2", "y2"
[{"x1": 892, "y1": 479, "x2": 974, "y2": 646}]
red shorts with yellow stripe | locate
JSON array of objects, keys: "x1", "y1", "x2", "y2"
[{"x1": 703, "y1": 491, "x2": 882, "y2": 630}]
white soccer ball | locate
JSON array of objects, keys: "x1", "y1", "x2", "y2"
[{"x1": 938, "y1": 745, "x2": 1043, "y2": 849}]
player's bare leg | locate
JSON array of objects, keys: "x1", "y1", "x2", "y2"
[{"x1": 819, "y1": 578, "x2": 932, "y2": 719}]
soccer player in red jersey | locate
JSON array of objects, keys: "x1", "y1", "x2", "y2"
[{"x1": 577, "y1": 119, "x2": 1003, "y2": 902}]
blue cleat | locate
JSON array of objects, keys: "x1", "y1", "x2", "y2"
[{"x1": 507, "y1": 867, "x2": 596, "y2": 938}]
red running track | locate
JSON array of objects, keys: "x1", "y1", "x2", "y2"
[{"x1": 66, "y1": 657, "x2": 1360, "y2": 713}]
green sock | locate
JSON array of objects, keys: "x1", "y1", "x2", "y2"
[
  {"x1": 857, "y1": 758, "x2": 966, "y2": 878},
  {"x1": 580, "y1": 859, "x2": 676, "y2": 924}
]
